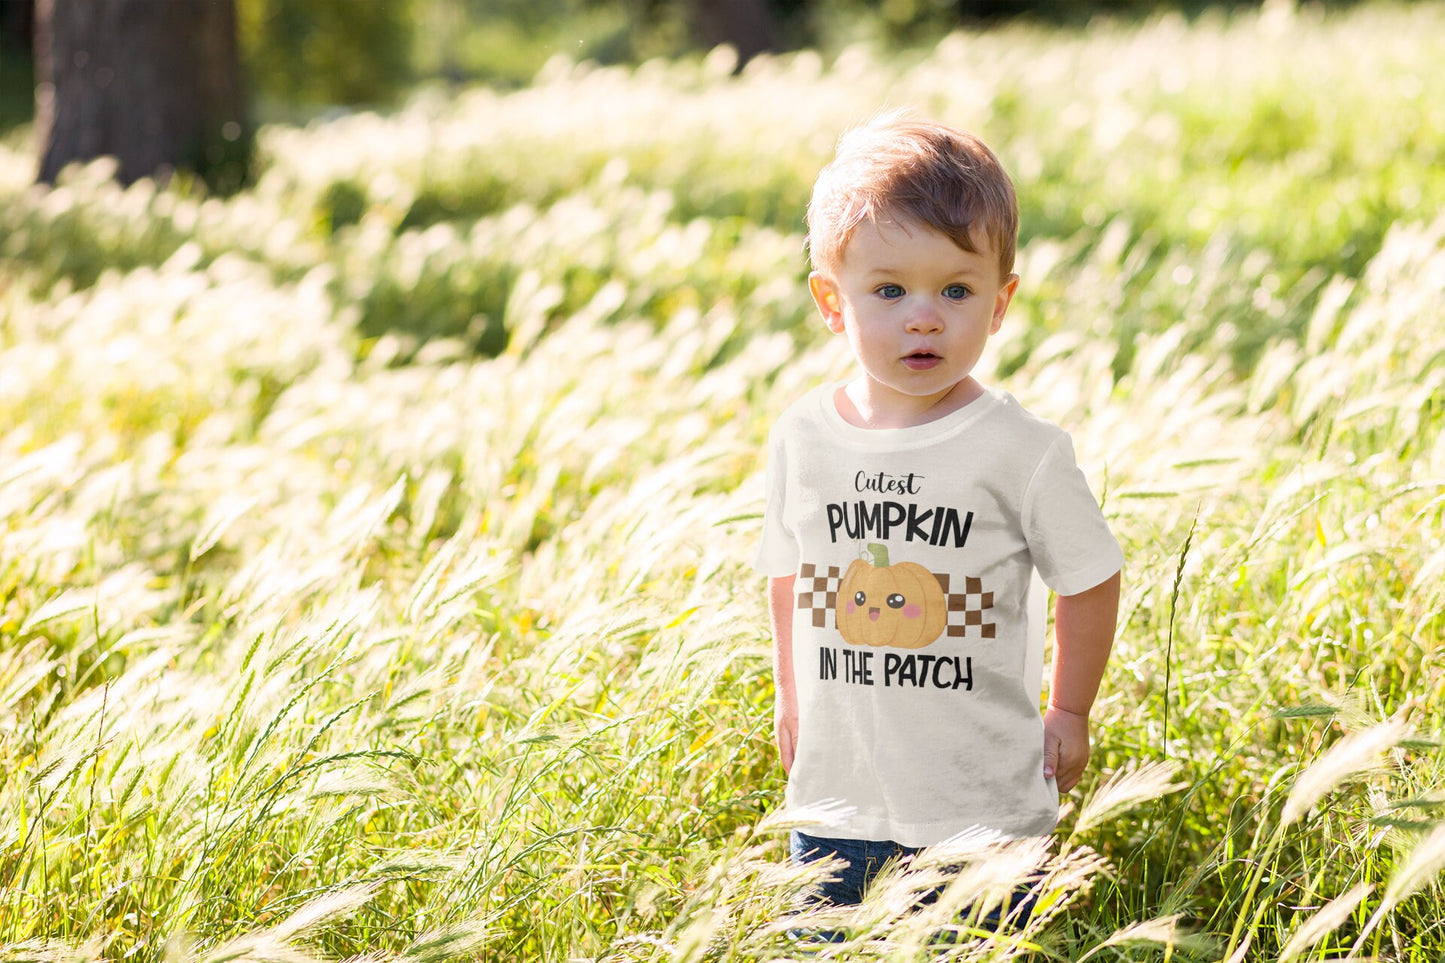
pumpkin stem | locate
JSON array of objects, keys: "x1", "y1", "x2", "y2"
[{"x1": 866, "y1": 542, "x2": 890, "y2": 567}]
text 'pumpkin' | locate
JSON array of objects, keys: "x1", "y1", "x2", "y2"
[{"x1": 837, "y1": 543, "x2": 946, "y2": 649}]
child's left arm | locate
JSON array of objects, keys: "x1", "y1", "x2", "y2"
[{"x1": 1043, "y1": 570, "x2": 1121, "y2": 793}]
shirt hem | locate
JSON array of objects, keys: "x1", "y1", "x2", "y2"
[
  {"x1": 783, "y1": 808, "x2": 1060, "y2": 849},
  {"x1": 1048, "y1": 553, "x2": 1124, "y2": 598}
]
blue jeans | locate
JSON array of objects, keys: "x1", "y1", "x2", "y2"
[{"x1": 789, "y1": 830, "x2": 1040, "y2": 937}]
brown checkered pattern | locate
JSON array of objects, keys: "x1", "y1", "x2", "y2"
[
  {"x1": 936, "y1": 573, "x2": 996, "y2": 639},
  {"x1": 796, "y1": 562, "x2": 843, "y2": 628},
  {"x1": 795, "y1": 564, "x2": 996, "y2": 639}
]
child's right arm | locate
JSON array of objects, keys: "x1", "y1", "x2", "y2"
[{"x1": 768, "y1": 575, "x2": 798, "y2": 773}]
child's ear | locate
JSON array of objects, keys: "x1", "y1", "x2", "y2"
[
  {"x1": 991, "y1": 273, "x2": 1020, "y2": 333},
  {"x1": 809, "y1": 273, "x2": 845, "y2": 333}
]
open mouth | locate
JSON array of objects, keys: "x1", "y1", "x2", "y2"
[{"x1": 903, "y1": 351, "x2": 941, "y2": 369}]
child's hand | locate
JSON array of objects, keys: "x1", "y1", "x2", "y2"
[
  {"x1": 1042, "y1": 704, "x2": 1091, "y2": 793},
  {"x1": 775, "y1": 704, "x2": 798, "y2": 773}
]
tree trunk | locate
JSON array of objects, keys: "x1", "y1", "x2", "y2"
[
  {"x1": 34, "y1": 0, "x2": 249, "y2": 190},
  {"x1": 687, "y1": 0, "x2": 780, "y2": 69}
]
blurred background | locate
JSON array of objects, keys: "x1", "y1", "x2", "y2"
[
  {"x1": 0, "y1": 0, "x2": 1364, "y2": 192},
  {"x1": 4, "y1": 2, "x2": 1445, "y2": 959}
]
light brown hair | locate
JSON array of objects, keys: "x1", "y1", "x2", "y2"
[{"x1": 806, "y1": 113, "x2": 1019, "y2": 279}]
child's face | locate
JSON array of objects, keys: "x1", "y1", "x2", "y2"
[{"x1": 809, "y1": 217, "x2": 1018, "y2": 421}]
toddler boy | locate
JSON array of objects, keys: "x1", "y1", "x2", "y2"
[{"x1": 754, "y1": 114, "x2": 1122, "y2": 918}]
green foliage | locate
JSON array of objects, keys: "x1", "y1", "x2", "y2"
[
  {"x1": 3, "y1": 3, "x2": 1445, "y2": 961},
  {"x1": 0, "y1": 49, "x2": 32, "y2": 141},
  {"x1": 237, "y1": 0, "x2": 419, "y2": 106}
]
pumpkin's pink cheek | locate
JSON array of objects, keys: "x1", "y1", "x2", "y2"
[
  {"x1": 902, "y1": 604, "x2": 922, "y2": 620},
  {"x1": 846, "y1": 600, "x2": 856, "y2": 614}
]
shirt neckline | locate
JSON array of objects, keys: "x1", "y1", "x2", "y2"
[{"x1": 815, "y1": 381, "x2": 1005, "y2": 448}]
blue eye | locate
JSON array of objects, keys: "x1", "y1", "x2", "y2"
[
  {"x1": 877, "y1": 284, "x2": 904, "y2": 299},
  {"x1": 943, "y1": 284, "x2": 970, "y2": 300}
]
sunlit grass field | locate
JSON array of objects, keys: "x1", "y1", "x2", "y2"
[{"x1": 3, "y1": 3, "x2": 1445, "y2": 960}]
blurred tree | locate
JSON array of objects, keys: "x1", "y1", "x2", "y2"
[
  {"x1": 956, "y1": 0, "x2": 1034, "y2": 17},
  {"x1": 579, "y1": 0, "x2": 795, "y2": 68},
  {"x1": 237, "y1": 0, "x2": 415, "y2": 106},
  {"x1": 686, "y1": 0, "x2": 782, "y2": 65},
  {"x1": 34, "y1": 0, "x2": 250, "y2": 191}
]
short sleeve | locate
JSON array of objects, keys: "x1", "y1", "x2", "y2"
[
  {"x1": 752, "y1": 424, "x2": 799, "y2": 577},
  {"x1": 1021, "y1": 434, "x2": 1123, "y2": 596}
]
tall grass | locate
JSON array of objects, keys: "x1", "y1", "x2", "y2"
[{"x1": 2, "y1": 2, "x2": 1444, "y2": 960}]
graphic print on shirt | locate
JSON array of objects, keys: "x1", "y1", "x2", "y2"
[
  {"x1": 795, "y1": 544, "x2": 996, "y2": 646},
  {"x1": 836, "y1": 543, "x2": 945, "y2": 648}
]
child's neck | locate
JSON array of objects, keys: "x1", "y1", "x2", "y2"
[{"x1": 836, "y1": 377, "x2": 987, "y2": 429}]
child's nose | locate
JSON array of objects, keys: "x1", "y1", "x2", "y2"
[{"x1": 905, "y1": 303, "x2": 944, "y2": 333}]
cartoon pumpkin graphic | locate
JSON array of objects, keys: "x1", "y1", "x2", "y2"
[{"x1": 837, "y1": 543, "x2": 947, "y2": 649}]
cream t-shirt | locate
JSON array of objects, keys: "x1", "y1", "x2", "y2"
[{"x1": 754, "y1": 383, "x2": 1123, "y2": 846}]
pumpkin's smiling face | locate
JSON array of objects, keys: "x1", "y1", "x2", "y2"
[{"x1": 837, "y1": 556, "x2": 946, "y2": 648}]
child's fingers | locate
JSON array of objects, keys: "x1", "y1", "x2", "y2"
[
  {"x1": 1057, "y1": 760, "x2": 1079, "y2": 793},
  {"x1": 1043, "y1": 705, "x2": 1092, "y2": 792},
  {"x1": 1056, "y1": 740, "x2": 1090, "y2": 793},
  {"x1": 778, "y1": 720, "x2": 797, "y2": 773}
]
